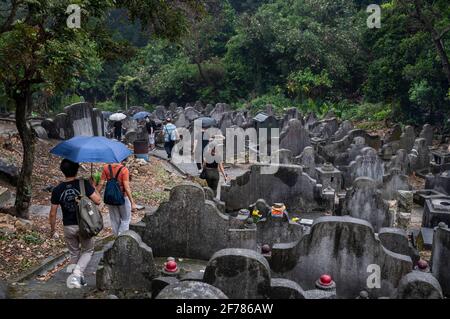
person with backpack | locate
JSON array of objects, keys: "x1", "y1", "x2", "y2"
[
  {"x1": 49, "y1": 159, "x2": 102, "y2": 289},
  {"x1": 96, "y1": 161, "x2": 137, "y2": 236},
  {"x1": 163, "y1": 118, "x2": 178, "y2": 159}
]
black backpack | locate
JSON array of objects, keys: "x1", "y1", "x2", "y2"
[
  {"x1": 77, "y1": 180, "x2": 103, "y2": 238},
  {"x1": 103, "y1": 165, "x2": 125, "y2": 206}
]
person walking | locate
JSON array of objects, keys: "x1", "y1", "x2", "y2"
[
  {"x1": 96, "y1": 161, "x2": 137, "y2": 236},
  {"x1": 193, "y1": 127, "x2": 209, "y2": 173},
  {"x1": 145, "y1": 116, "x2": 156, "y2": 151},
  {"x1": 113, "y1": 120, "x2": 123, "y2": 141},
  {"x1": 163, "y1": 118, "x2": 177, "y2": 159},
  {"x1": 49, "y1": 159, "x2": 102, "y2": 288},
  {"x1": 202, "y1": 141, "x2": 228, "y2": 196}
]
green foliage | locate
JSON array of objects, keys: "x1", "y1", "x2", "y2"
[
  {"x1": 243, "y1": 93, "x2": 295, "y2": 115},
  {"x1": 96, "y1": 100, "x2": 121, "y2": 112}
]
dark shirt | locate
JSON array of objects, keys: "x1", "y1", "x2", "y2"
[
  {"x1": 51, "y1": 179, "x2": 95, "y2": 226},
  {"x1": 205, "y1": 161, "x2": 219, "y2": 169},
  {"x1": 113, "y1": 121, "x2": 122, "y2": 134},
  {"x1": 146, "y1": 120, "x2": 156, "y2": 134}
]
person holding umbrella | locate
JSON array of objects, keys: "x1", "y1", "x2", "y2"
[
  {"x1": 50, "y1": 136, "x2": 135, "y2": 287},
  {"x1": 48, "y1": 159, "x2": 102, "y2": 289},
  {"x1": 109, "y1": 113, "x2": 127, "y2": 141}
]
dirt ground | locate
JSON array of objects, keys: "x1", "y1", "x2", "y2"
[{"x1": 0, "y1": 133, "x2": 184, "y2": 280}]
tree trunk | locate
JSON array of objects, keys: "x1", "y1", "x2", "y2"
[{"x1": 14, "y1": 91, "x2": 35, "y2": 219}]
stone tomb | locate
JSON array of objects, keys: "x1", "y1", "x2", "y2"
[
  {"x1": 270, "y1": 216, "x2": 412, "y2": 298},
  {"x1": 431, "y1": 223, "x2": 450, "y2": 297},
  {"x1": 279, "y1": 119, "x2": 311, "y2": 157},
  {"x1": 220, "y1": 163, "x2": 321, "y2": 214},
  {"x1": 422, "y1": 197, "x2": 450, "y2": 228},
  {"x1": 96, "y1": 231, "x2": 158, "y2": 296},
  {"x1": 344, "y1": 177, "x2": 392, "y2": 232},
  {"x1": 130, "y1": 183, "x2": 257, "y2": 260}
]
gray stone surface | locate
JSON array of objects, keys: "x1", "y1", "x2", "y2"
[
  {"x1": 221, "y1": 164, "x2": 321, "y2": 214},
  {"x1": 96, "y1": 231, "x2": 158, "y2": 295},
  {"x1": 419, "y1": 124, "x2": 433, "y2": 147},
  {"x1": 344, "y1": 177, "x2": 392, "y2": 232},
  {"x1": 203, "y1": 248, "x2": 271, "y2": 299},
  {"x1": 431, "y1": 223, "x2": 450, "y2": 297},
  {"x1": 422, "y1": 197, "x2": 450, "y2": 228},
  {"x1": 399, "y1": 125, "x2": 415, "y2": 152},
  {"x1": 279, "y1": 119, "x2": 311, "y2": 156},
  {"x1": 295, "y1": 146, "x2": 316, "y2": 179},
  {"x1": 270, "y1": 216, "x2": 412, "y2": 299},
  {"x1": 381, "y1": 169, "x2": 411, "y2": 200},
  {"x1": 269, "y1": 278, "x2": 306, "y2": 299},
  {"x1": 378, "y1": 228, "x2": 418, "y2": 263},
  {"x1": 256, "y1": 214, "x2": 304, "y2": 246},
  {"x1": 131, "y1": 183, "x2": 257, "y2": 260},
  {"x1": 409, "y1": 138, "x2": 431, "y2": 171},
  {"x1": 151, "y1": 276, "x2": 180, "y2": 298},
  {"x1": 64, "y1": 102, "x2": 95, "y2": 137},
  {"x1": 396, "y1": 271, "x2": 443, "y2": 299},
  {"x1": 156, "y1": 281, "x2": 228, "y2": 299},
  {"x1": 348, "y1": 147, "x2": 384, "y2": 185},
  {"x1": 386, "y1": 149, "x2": 412, "y2": 175}
]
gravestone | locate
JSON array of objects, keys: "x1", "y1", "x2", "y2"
[
  {"x1": 156, "y1": 281, "x2": 228, "y2": 299},
  {"x1": 64, "y1": 102, "x2": 95, "y2": 137},
  {"x1": 54, "y1": 113, "x2": 72, "y2": 139},
  {"x1": 431, "y1": 223, "x2": 450, "y2": 297},
  {"x1": 234, "y1": 112, "x2": 247, "y2": 128},
  {"x1": 270, "y1": 216, "x2": 412, "y2": 298},
  {"x1": 409, "y1": 138, "x2": 431, "y2": 171},
  {"x1": 219, "y1": 112, "x2": 235, "y2": 135},
  {"x1": 174, "y1": 111, "x2": 188, "y2": 128},
  {"x1": 296, "y1": 146, "x2": 316, "y2": 179},
  {"x1": 419, "y1": 124, "x2": 433, "y2": 147},
  {"x1": 184, "y1": 107, "x2": 201, "y2": 122},
  {"x1": 399, "y1": 126, "x2": 415, "y2": 152},
  {"x1": 256, "y1": 212, "x2": 304, "y2": 246},
  {"x1": 333, "y1": 120, "x2": 353, "y2": 141},
  {"x1": 279, "y1": 119, "x2": 311, "y2": 157},
  {"x1": 151, "y1": 277, "x2": 179, "y2": 298},
  {"x1": 381, "y1": 169, "x2": 411, "y2": 200},
  {"x1": 385, "y1": 124, "x2": 402, "y2": 143},
  {"x1": 130, "y1": 183, "x2": 257, "y2": 260},
  {"x1": 386, "y1": 149, "x2": 412, "y2": 175},
  {"x1": 271, "y1": 149, "x2": 293, "y2": 164},
  {"x1": 154, "y1": 105, "x2": 167, "y2": 121},
  {"x1": 269, "y1": 278, "x2": 306, "y2": 299},
  {"x1": 304, "y1": 112, "x2": 318, "y2": 130},
  {"x1": 96, "y1": 231, "x2": 158, "y2": 296},
  {"x1": 348, "y1": 147, "x2": 384, "y2": 185},
  {"x1": 203, "y1": 248, "x2": 271, "y2": 299},
  {"x1": 221, "y1": 164, "x2": 321, "y2": 214},
  {"x1": 344, "y1": 177, "x2": 391, "y2": 232},
  {"x1": 378, "y1": 228, "x2": 418, "y2": 263},
  {"x1": 424, "y1": 170, "x2": 450, "y2": 196},
  {"x1": 396, "y1": 271, "x2": 443, "y2": 299},
  {"x1": 41, "y1": 118, "x2": 60, "y2": 139},
  {"x1": 92, "y1": 108, "x2": 104, "y2": 136},
  {"x1": 210, "y1": 103, "x2": 232, "y2": 123}
]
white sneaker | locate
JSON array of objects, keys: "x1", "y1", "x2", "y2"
[
  {"x1": 66, "y1": 264, "x2": 77, "y2": 273},
  {"x1": 66, "y1": 274, "x2": 82, "y2": 289}
]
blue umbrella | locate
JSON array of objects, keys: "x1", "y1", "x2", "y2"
[
  {"x1": 50, "y1": 136, "x2": 132, "y2": 164},
  {"x1": 132, "y1": 111, "x2": 151, "y2": 121}
]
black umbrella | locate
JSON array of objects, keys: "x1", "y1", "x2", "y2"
[{"x1": 196, "y1": 117, "x2": 217, "y2": 129}]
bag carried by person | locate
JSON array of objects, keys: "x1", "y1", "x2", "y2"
[
  {"x1": 103, "y1": 165, "x2": 125, "y2": 206},
  {"x1": 165, "y1": 126, "x2": 179, "y2": 142},
  {"x1": 199, "y1": 168, "x2": 207, "y2": 179},
  {"x1": 77, "y1": 179, "x2": 103, "y2": 238}
]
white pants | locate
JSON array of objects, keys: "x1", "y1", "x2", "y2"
[{"x1": 107, "y1": 197, "x2": 131, "y2": 236}]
